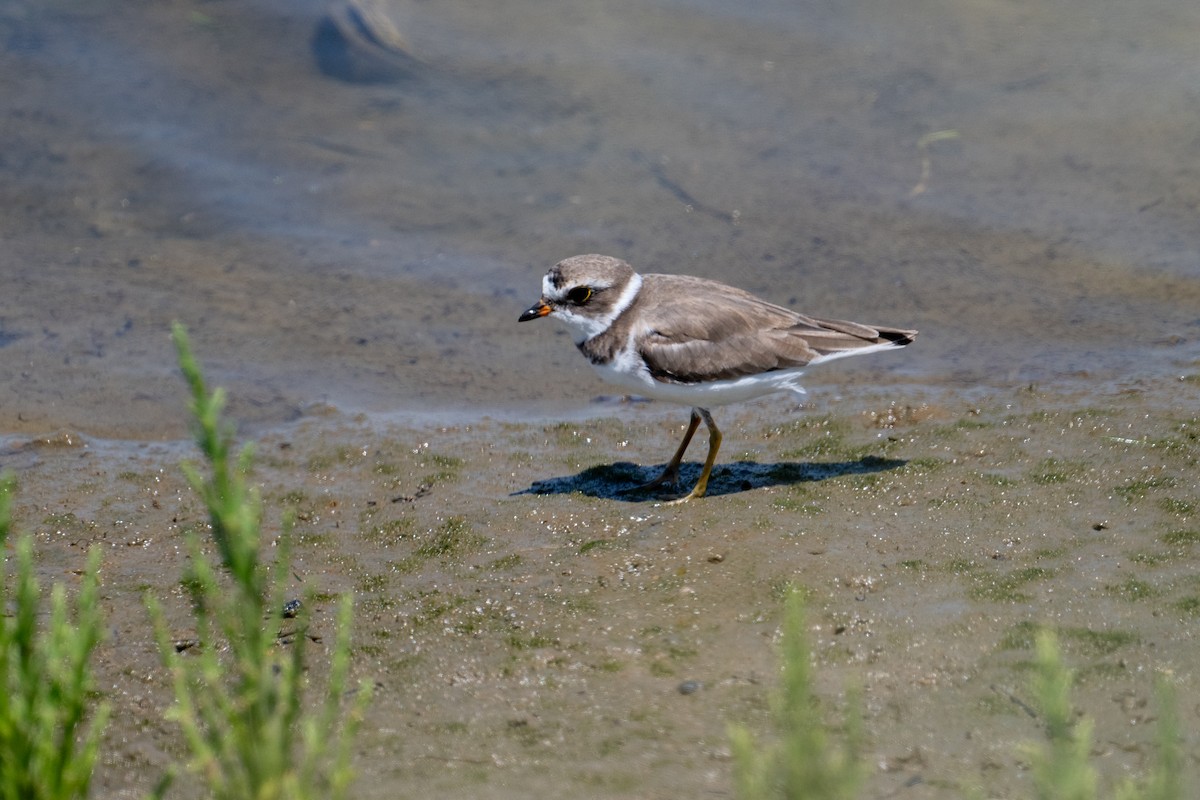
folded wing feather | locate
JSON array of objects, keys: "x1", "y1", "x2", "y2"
[{"x1": 635, "y1": 274, "x2": 916, "y2": 385}]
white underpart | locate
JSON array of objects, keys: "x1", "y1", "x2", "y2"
[
  {"x1": 594, "y1": 350, "x2": 809, "y2": 408},
  {"x1": 549, "y1": 272, "x2": 644, "y2": 344}
]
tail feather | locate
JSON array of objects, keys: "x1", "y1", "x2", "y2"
[
  {"x1": 875, "y1": 326, "x2": 918, "y2": 347},
  {"x1": 800, "y1": 322, "x2": 918, "y2": 367},
  {"x1": 799, "y1": 317, "x2": 918, "y2": 355}
]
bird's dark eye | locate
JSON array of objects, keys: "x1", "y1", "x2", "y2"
[{"x1": 566, "y1": 286, "x2": 593, "y2": 305}]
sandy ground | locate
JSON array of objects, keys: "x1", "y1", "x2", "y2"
[
  {"x1": 4, "y1": 372, "x2": 1198, "y2": 799},
  {"x1": 4, "y1": 1, "x2": 1200, "y2": 797}
]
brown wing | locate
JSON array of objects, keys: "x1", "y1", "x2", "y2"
[{"x1": 634, "y1": 274, "x2": 916, "y2": 384}]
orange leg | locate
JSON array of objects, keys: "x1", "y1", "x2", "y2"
[{"x1": 668, "y1": 408, "x2": 721, "y2": 503}]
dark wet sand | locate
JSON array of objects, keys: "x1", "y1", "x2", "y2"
[{"x1": 6, "y1": 374, "x2": 1200, "y2": 798}]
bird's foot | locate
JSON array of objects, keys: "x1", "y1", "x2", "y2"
[
  {"x1": 664, "y1": 485, "x2": 705, "y2": 505},
  {"x1": 622, "y1": 463, "x2": 680, "y2": 493}
]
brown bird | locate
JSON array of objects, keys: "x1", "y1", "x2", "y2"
[{"x1": 520, "y1": 254, "x2": 917, "y2": 501}]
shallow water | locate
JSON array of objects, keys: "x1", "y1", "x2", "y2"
[{"x1": 2, "y1": 0, "x2": 1199, "y2": 438}]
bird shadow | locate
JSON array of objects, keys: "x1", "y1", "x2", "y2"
[{"x1": 514, "y1": 455, "x2": 907, "y2": 502}]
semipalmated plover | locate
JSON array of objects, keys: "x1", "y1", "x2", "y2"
[{"x1": 519, "y1": 254, "x2": 917, "y2": 501}]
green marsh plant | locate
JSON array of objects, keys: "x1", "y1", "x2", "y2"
[
  {"x1": 0, "y1": 474, "x2": 108, "y2": 800},
  {"x1": 1027, "y1": 630, "x2": 1182, "y2": 800},
  {"x1": 728, "y1": 590, "x2": 865, "y2": 800},
  {"x1": 730, "y1": 600, "x2": 1184, "y2": 800},
  {"x1": 146, "y1": 324, "x2": 371, "y2": 800},
  {"x1": 1026, "y1": 630, "x2": 1098, "y2": 800}
]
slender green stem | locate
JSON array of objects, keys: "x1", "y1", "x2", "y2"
[
  {"x1": 0, "y1": 474, "x2": 108, "y2": 800},
  {"x1": 145, "y1": 324, "x2": 371, "y2": 800}
]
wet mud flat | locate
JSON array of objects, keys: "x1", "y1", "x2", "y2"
[{"x1": 4, "y1": 373, "x2": 1199, "y2": 799}]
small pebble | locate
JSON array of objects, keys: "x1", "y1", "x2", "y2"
[{"x1": 677, "y1": 680, "x2": 701, "y2": 695}]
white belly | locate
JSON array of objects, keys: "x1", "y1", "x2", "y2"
[{"x1": 590, "y1": 356, "x2": 806, "y2": 408}]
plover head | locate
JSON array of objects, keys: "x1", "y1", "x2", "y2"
[{"x1": 518, "y1": 255, "x2": 643, "y2": 344}]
